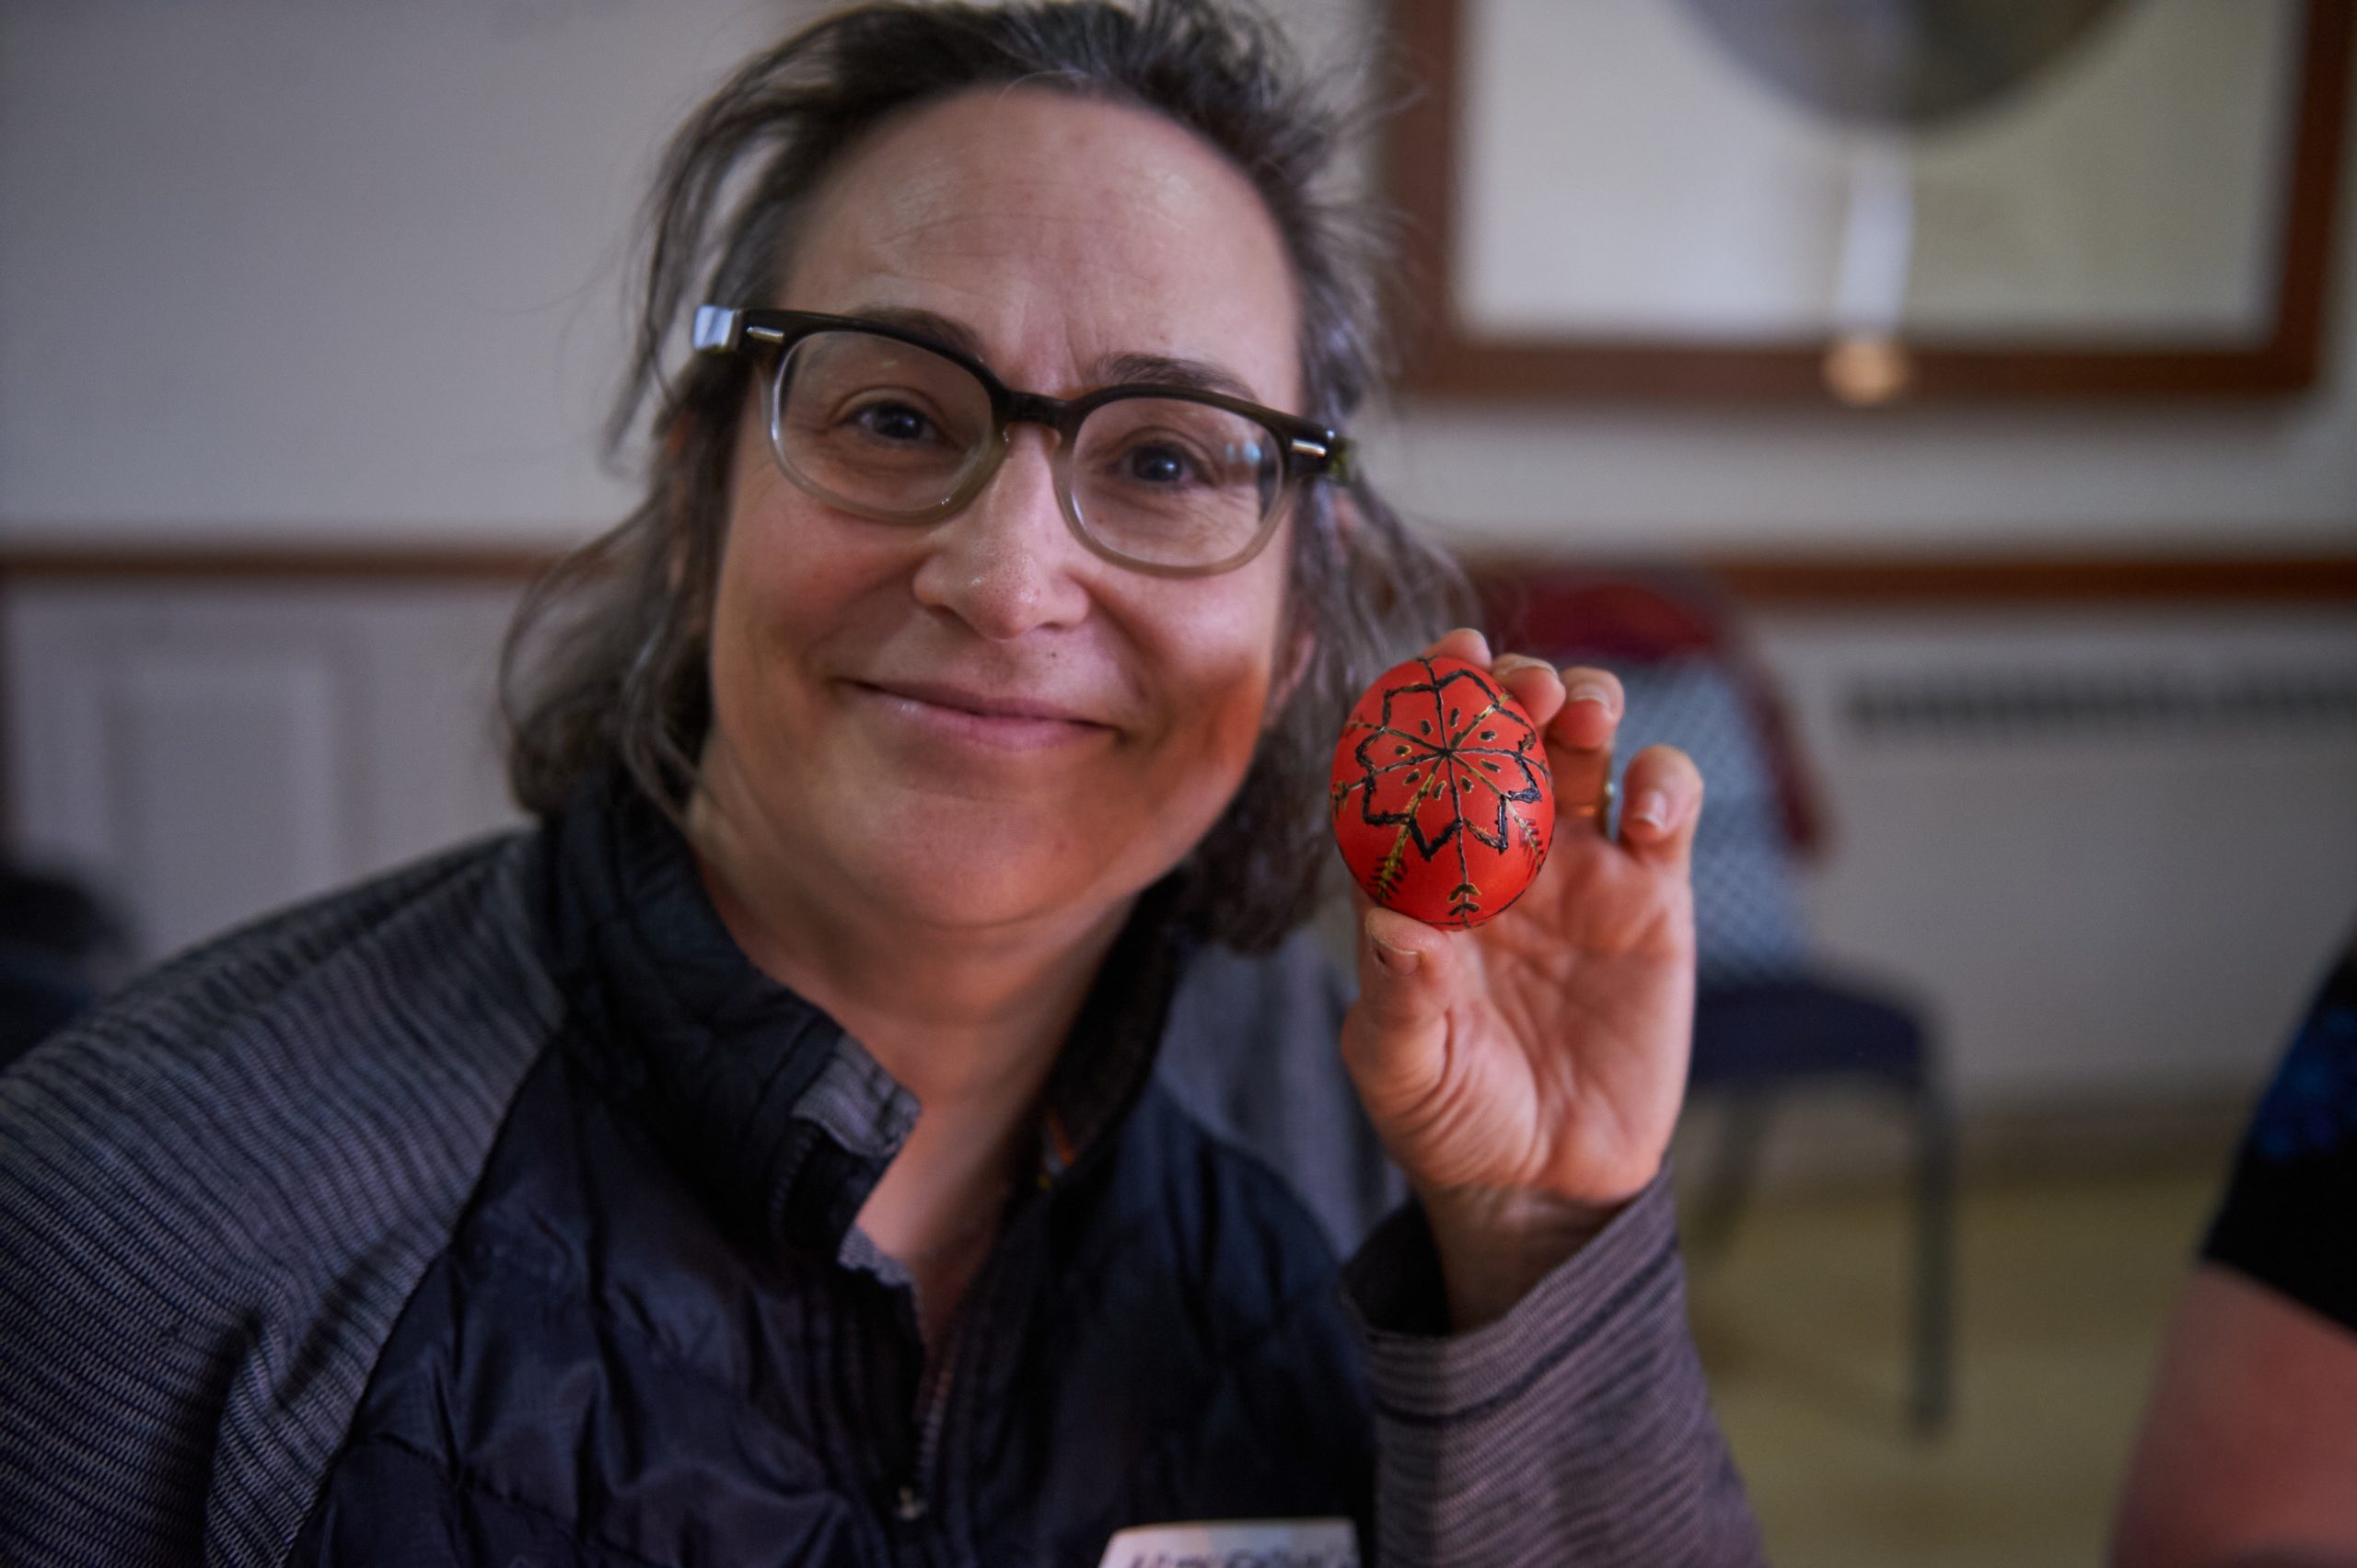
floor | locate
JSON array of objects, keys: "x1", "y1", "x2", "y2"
[{"x1": 1683, "y1": 1154, "x2": 2229, "y2": 1567}]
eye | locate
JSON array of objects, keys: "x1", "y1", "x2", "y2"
[
  {"x1": 1120, "y1": 441, "x2": 1200, "y2": 487},
  {"x1": 845, "y1": 399, "x2": 940, "y2": 446}
]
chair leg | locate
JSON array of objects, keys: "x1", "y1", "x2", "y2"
[
  {"x1": 1689, "y1": 1094, "x2": 1774, "y2": 1257},
  {"x1": 1910, "y1": 1079, "x2": 1957, "y2": 1435}
]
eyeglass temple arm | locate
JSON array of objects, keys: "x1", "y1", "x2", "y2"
[
  {"x1": 1289, "y1": 434, "x2": 1352, "y2": 483},
  {"x1": 691, "y1": 306, "x2": 787, "y2": 356}
]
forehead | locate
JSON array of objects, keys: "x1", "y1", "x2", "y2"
[{"x1": 780, "y1": 87, "x2": 1305, "y2": 409}]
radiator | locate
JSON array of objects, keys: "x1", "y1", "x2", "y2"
[
  {"x1": 1847, "y1": 665, "x2": 2357, "y2": 740},
  {"x1": 1754, "y1": 610, "x2": 2357, "y2": 1107}
]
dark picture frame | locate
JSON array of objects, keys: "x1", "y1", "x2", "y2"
[{"x1": 1387, "y1": 0, "x2": 2355, "y2": 402}]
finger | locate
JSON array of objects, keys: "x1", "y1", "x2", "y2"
[
  {"x1": 1421, "y1": 626, "x2": 1492, "y2": 668},
  {"x1": 1547, "y1": 664, "x2": 1620, "y2": 753},
  {"x1": 1489, "y1": 653, "x2": 1567, "y2": 728},
  {"x1": 1339, "y1": 904, "x2": 1467, "y2": 1109},
  {"x1": 1543, "y1": 665, "x2": 1622, "y2": 832},
  {"x1": 1616, "y1": 743, "x2": 1704, "y2": 874}
]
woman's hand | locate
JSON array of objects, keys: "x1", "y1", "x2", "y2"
[{"x1": 1338, "y1": 627, "x2": 1703, "y2": 1330}]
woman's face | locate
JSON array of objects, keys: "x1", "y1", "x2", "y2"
[{"x1": 697, "y1": 87, "x2": 1306, "y2": 937}]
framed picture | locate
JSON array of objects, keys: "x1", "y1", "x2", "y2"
[{"x1": 1387, "y1": 0, "x2": 2353, "y2": 401}]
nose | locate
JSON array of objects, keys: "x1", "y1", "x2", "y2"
[{"x1": 909, "y1": 428, "x2": 1093, "y2": 641}]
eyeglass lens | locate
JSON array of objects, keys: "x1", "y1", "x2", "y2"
[{"x1": 771, "y1": 330, "x2": 1283, "y2": 571}]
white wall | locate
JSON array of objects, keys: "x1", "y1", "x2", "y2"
[
  {"x1": 1759, "y1": 608, "x2": 2357, "y2": 1104},
  {"x1": 3, "y1": 0, "x2": 2351, "y2": 555},
  {"x1": 0, "y1": 0, "x2": 795, "y2": 541},
  {"x1": 6, "y1": 580, "x2": 526, "y2": 959}
]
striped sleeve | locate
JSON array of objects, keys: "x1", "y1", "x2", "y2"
[
  {"x1": 0, "y1": 835, "x2": 560, "y2": 1568},
  {"x1": 1343, "y1": 1171, "x2": 1765, "y2": 1566}
]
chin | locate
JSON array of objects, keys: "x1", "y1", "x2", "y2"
[
  {"x1": 712, "y1": 725, "x2": 1234, "y2": 936},
  {"x1": 848, "y1": 843, "x2": 1123, "y2": 934}
]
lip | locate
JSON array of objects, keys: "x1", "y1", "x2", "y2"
[{"x1": 848, "y1": 678, "x2": 1116, "y2": 750}]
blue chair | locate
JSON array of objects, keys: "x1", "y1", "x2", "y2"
[{"x1": 1479, "y1": 563, "x2": 1955, "y2": 1434}]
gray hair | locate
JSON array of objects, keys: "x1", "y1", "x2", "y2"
[{"x1": 501, "y1": 0, "x2": 1465, "y2": 951}]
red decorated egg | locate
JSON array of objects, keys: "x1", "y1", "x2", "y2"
[{"x1": 1329, "y1": 655, "x2": 1555, "y2": 928}]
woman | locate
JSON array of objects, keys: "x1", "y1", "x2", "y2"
[{"x1": 0, "y1": 2, "x2": 1760, "y2": 1563}]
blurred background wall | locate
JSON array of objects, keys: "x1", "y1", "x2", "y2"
[
  {"x1": 7, "y1": 0, "x2": 2351, "y2": 1108},
  {"x1": 6, "y1": 0, "x2": 2356, "y2": 552}
]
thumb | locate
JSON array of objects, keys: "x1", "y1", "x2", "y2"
[{"x1": 1340, "y1": 905, "x2": 1462, "y2": 1109}]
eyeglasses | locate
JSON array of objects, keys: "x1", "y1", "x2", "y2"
[{"x1": 692, "y1": 306, "x2": 1353, "y2": 577}]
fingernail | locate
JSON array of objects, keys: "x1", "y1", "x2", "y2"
[
  {"x1": 1370, "y1": 932, "x2": 1422, "y2": 975},
  {"x1": 1566, "y1": 679, "x2": 1615, "y2": 714},
  {"x1": 1631, "y1": 788, "x2": 1673, "y2": 830}
]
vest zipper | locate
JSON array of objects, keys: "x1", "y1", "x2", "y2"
[
  {"x1": 897, "y1": 1153, "x2": 1048, "y2": 1531},
  {"x1": 898, "y1": 1220, "x2": 1003, "y2": 1529},
  {"x1": 900, "y1": 1325, "x2": 962, "y2": 1521}
]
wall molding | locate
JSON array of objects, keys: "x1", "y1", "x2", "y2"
[{"x1": 1691, "y1": 551, "x2": 2357, "y2": 605}]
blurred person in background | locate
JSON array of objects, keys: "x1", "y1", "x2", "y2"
[
  {"x1": 2114, "y1": 926, "x2": 2357, "y2": 1567},
  {"x1": 0, "y1": 3, "x2": 1761, "y2": 1564}
]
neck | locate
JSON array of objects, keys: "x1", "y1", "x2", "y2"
[
  {"x1": 683, "y1": 785, "x2": 1128, "y2": 1105},
  {"x1": 682, "y1": 777, "x2": 1132, "y2": 1340}
]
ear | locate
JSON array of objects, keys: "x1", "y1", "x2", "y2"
[{"x1": 1271, "y1": 623, "x2": 1316, "y2": 719}]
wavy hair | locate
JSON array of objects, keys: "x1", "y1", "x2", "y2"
[{"x1": 501, "y1": 0, "x2": 1466, "y2": 951}]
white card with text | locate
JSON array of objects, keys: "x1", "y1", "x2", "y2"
[{"x1": 1095, "y1": 1517, "x2": 1360, "y2": 1568}]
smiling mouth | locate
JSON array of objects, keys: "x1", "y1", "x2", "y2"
[{"x1": 849, "y1": 679, "x2": 1115, "y2": 749}]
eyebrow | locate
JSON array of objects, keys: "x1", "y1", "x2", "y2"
[
  {"x1": 852, "y1": 304, "x2": 989, "y2": 362},
  {"x1": 1097, "y1": 351, "x2": 1259, "y2": 403},
  {"x1": 844, "y1": 303, "x2": 1264, "y2": 403}
]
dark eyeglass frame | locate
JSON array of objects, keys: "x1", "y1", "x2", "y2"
[{"x1": 692, "y1": 305, "x2": 1353, "y2": 578}]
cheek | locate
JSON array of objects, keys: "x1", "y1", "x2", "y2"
[
  {"x1": 1133, "y1": 571, "x2": 1293, "y2": 804},
  {"x1": 711, "y1": 476, "x2": 895, "y2": 682},
  {"x1": 703, "y1": 519, "x2": 884, "y2": 807}
]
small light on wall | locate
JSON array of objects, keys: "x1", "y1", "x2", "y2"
[{"x1": 1824, "y1": 332, "x2": 1914, "y2": 407}]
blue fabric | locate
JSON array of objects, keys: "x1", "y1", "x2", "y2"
[
  {"x1": 1610, "y1": 658, "x2": 1810, "y2": 987},
  {"x1": 1689, "y1": 978, "x2": 1927, "y2": 1090},
  {"x1": 2205, "y1": 935, "x2": 2357, "y2": 1332},
  {"x1": 2247, "y1": 983, "x2": 2357, "y2": 1163}
]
